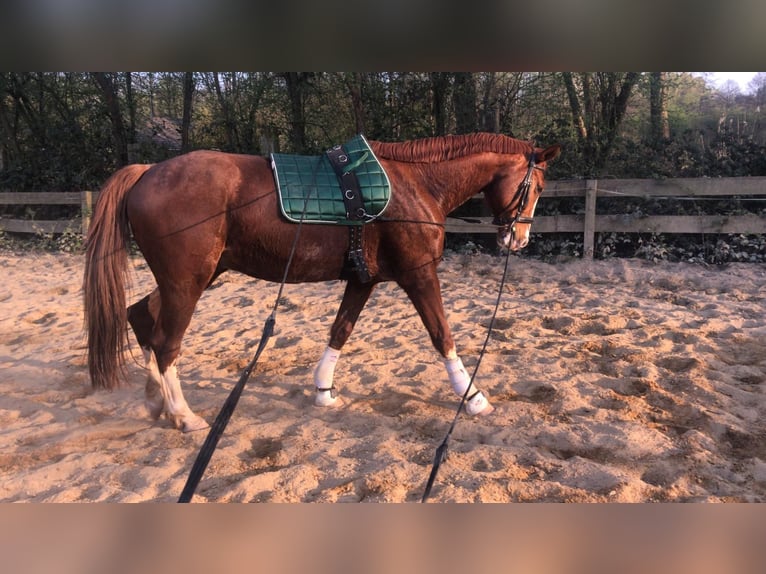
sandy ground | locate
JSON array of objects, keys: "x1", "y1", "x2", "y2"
[{"x1": 0, "y1": 250, "x2": 764, "y2": 503}]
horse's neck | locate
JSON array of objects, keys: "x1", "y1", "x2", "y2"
[{"x1": 425, "y1": 155, "x2": 504, "y2": 215}]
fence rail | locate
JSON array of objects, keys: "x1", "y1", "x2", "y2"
[
  {"x1": 446, "y1": 177, "x2": 766, "y2": 258},
  {"x1": 1, "y1": 177, "x2": 765, "y2": 258},
  {"x1": 0, "y1": 191, "x2": 94, "y2": 235}
]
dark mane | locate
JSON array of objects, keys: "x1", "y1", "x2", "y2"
[{"x1": 369, "y1": 133, "x2": 533, "y2": 163}]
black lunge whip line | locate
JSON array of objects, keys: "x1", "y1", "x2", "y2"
[
  {"x1": 178, "y1": 162, "x2": 320, "y2": 504},
  {"x1": 421, "y1": 247, "x2": 513, "y2": 503}
]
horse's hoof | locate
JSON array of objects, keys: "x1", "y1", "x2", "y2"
[
  {"x1": 466, "y1": 392, "x2": 493, "y2": 417},
  {"x1": 314, "y1": 389, "x2": 342, "y2": 407},
  {"x1": 179, "y1": 415, "x2": 210, "y2": 433}
]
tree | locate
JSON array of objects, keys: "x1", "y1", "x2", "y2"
[
  {"x1": 452, "y1": 72, "x2": 477, "y2": 134},
  {"x1": 478, "y1": 72, "x2": 501, "y2": 133},
  {"x1": 2, "y1": 71, "x2": 766, "y2": 195},
  {"x1": 181, "y1": 72, "x2": 194, "y2": 152},
  {"x1": 283, "y1": 72, "x2": 313, "y2": 153},
  {"x1": 649, "y1": 72, "x2": 670, "y2": 146},
  {"x1": 124, "y1": 72, "x2": 137, "y2": 147},
  {"x1": 344, "y1": 72, "x2": 367, "y2": 135},
  {"x1": 430, "y1": 72, "x2": 451, "y2": 136},
  {"x1": 562, "y1": 72, "x2": 642, "y2": 175},
  {"x1": 749, "y1": 73, "x2": 766, "y2": 105},
  {"x1": 92, "y1": 72, "x2": 129, "y2": 166},
  {"x1": 208, "y1": 72, "x2": 240, "y2": 151},
  {"x1": 0, "y1": 74, "x2": 22, "y2": 171}
]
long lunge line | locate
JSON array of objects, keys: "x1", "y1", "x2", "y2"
[
  {"x1": 421, "y1": 247, "x2": 513, "y2": 503},
  {"x1": 177, "y1": 170, "x2": 319, "y2": 503}
]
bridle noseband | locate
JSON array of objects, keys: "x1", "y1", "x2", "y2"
[{"x1": 492, "y1": 154, "x2": 546, "y2": 232}]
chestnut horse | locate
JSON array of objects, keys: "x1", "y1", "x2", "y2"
[{"x1": 84, "y1": 133, "x2": 560, "y2": 432}]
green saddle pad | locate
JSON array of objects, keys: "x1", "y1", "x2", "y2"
[{"x1": 271, "y1": 134, "x2": 391, "y2": 225}]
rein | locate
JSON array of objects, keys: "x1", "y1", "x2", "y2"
[
  {"x1": 380, "y1": 154, "x2": 544, "y2": 232},
  {"x1": 421, "y1": 246, "x2": 513, "y2": 502}
]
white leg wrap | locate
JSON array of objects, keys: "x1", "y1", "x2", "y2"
[
  {"x1": 444, "y1": 357, "x2": 474, "y2": 396},
  {"x1": 443, "y1": 357, "x2": 493, "y2": 416},
  {"x1": 313, "y1": 347, "x2": 341, "y2": 407}
]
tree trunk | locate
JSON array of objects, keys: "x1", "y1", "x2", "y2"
[
  {"x1": 599, "y1": 72, "x2": 641, "y2": 161},
  {"x1": 563, "y1": 72, "x2": 595, "y2": 173},
  {"x1": 181, "y1": 72, "x2": 194, "y2": 153},
  {"x1": 344, "y1": 72, "x2": 366, "y2": 135},
  {"x1": 92, "y1": 72, "x2": 128, "y2": 166},
  {"x1": 649, "y1": 72, "x2": 670, "y2": 145},
  {"x1": 0, "y1": 74, "x2": 22, "y2": 169},
  {"x1": 453, "y1": 72, "x2": 477, "y2": 134},
  {"x1": 124, "y1": 72, "x2": 137, "y2": 144},
  {"x1": 211, "y1": 72, "x2": 239, "y2": 151},
  {"x1": 283, "y1": 72, "x2": 310, "y2": 153},
  {"x1": 563, "y1": 72, "x2": 588, "y2": 141},
  {"x1": 480, "y1": 72, "x2": 500, "y2": 133},
  {"x1": 430, "y1": 72, "x2": 451, "y2": 136}
]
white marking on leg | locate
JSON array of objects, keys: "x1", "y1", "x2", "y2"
[
  {"x1": 313, "y1": 346, "x2": 341, "y2": 407},
  {"x1": 158, "y1": 361, "x2": 209, "y2": 432}
]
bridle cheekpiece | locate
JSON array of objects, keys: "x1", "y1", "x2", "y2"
[{"x1": 491, "y1": 154, "x2": 545, "y2": 233}]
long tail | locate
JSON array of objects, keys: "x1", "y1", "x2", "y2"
[{"x1": 83, "y1": 163, "x2": 153, "y2": 390}]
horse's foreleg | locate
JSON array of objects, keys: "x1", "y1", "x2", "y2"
[
  {"x1": 441, "y1": 355, "x2": 493, "y2": 416},
  {"x1": 314, "y1": 279, "x2": 376, "y2": 406},
  {"x1": 397, "y1": 265, "x2": 493, "y2": 416}
]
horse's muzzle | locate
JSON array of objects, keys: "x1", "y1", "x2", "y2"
[{"x1": 496, "y1": 225, "x2": 529, "y2": 252}]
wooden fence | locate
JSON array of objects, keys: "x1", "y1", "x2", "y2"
[
  {"x1": 445, "y1": 177, "x2": 766, "y2": 258},
  {"x1": 0, "y1": 191, "x2": 94, "y2": 235},
  {"x1": 1, "y1": 177, "x2": 765, "y2": 259}
]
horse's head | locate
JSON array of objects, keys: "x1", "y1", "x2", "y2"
[{"x1": 486, "y1": 144, "x2": 561, "y2": 252}]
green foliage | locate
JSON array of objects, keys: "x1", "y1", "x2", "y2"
[
  {"x1": 0, "y1": 227, "x2": 83, "y2": 253},
  {"x1": 31, "y1": 228, "x2": 85, "y2": 253},
  {"x1": 1, "y1": 72, "x2": 765, "y2": 260},
  {"x1": 2, "y1": 72, "x2": 765, "y2": 188}
]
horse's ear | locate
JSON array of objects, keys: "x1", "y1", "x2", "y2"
[{"x1": 536, "y1": 144, "x2": 561, "y2": 164}]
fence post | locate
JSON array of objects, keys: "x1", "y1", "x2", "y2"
[
  {"x1": 81, "y1": 191, "x2": 93, "y2": 236},
  {"x1": 582, "y1": 179, "x2": 597, "y2": 259}
]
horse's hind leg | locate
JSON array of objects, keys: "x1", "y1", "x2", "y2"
[
  {"x1": 147, "y1": 281, "x2": 212, "y2": 432},
  {"x1": 127, "y1": 289, "x2": 165, "y2": 419},
  {"x1": 127, "y1": 282, "x2": 210, "y2": 432},
  {"x1": 313, "y1": 279, "x2": 376, "y2": 406},
  {"x1": 128, "y1": 269, "x2": 225, "y2": 421}
]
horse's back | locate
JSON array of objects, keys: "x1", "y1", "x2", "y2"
[
  {"x1": 124, "y1": 151, "x2": 273, "y2": 266},
  {"x1": 130, "y1": 150, "x2": 268, "y2": 205}
]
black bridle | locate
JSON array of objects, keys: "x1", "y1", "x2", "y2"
[{"x1": 491, "y1": 154, "x2": 545, "y2": 233}]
